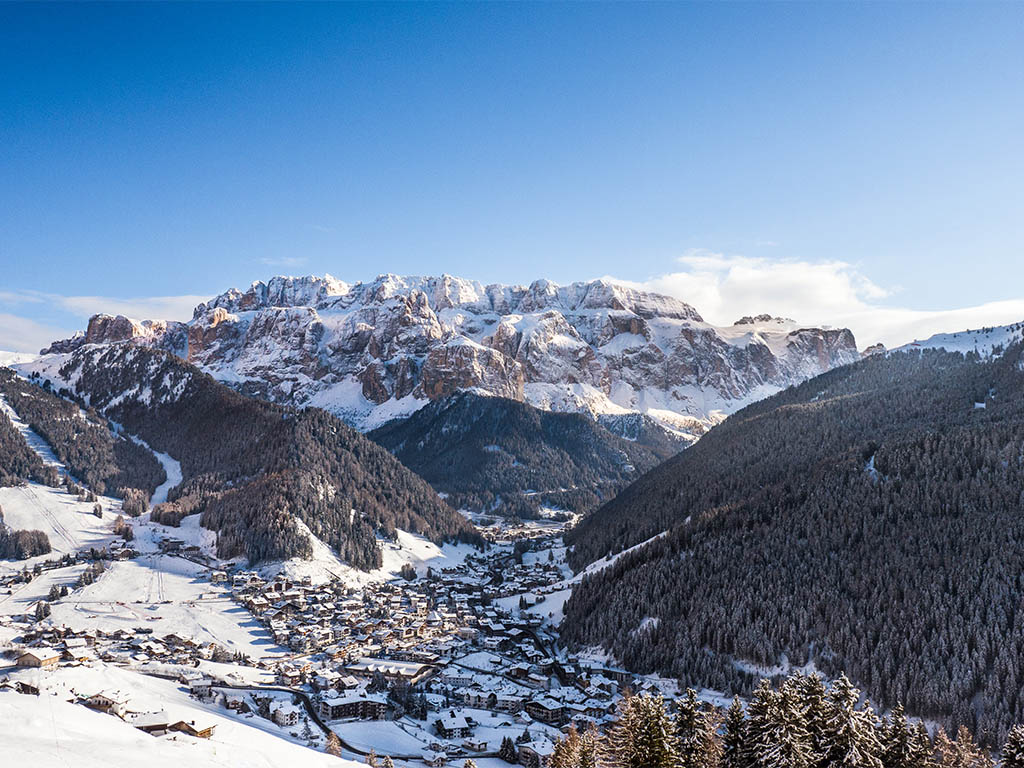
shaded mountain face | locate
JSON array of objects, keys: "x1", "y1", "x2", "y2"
[
  {"x1": 44, "y1": 273, "x2": 859, "y2": 438},
  {"x1": 562, "y1": 343, "x2": 1024, "y2": 743},
  {"x1": 368, "y1": 391, "x2": 686, "y2": 519},
  {"x1": 19, "y1": 344, "x2": 480, "y2": 568}
]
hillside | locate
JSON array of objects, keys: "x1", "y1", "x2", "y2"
[
  {"x1": 368, "y1": 391, "x2": 685, "y2": 518},
  {"x1": 563, "y1": 341, "x2": 1024, "y2": 743},
  {"x1": 42, "y1": 273, "x2": 859, "y2": 438},
  {"x1": 16, "y1": 344, "x2": 481, "y2": 568}
]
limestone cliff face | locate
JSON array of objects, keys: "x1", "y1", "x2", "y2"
[{"x1": 43, "y1": 274, "x2": 859, "y2": 435}]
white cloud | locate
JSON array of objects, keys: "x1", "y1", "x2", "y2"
[
  {"x1": 51, "y1": 294, "x2": 208, "y2": 322},
  {"x1": 0, "y1": 313, "x2": 74, "y2": 354},
  {"x1": 611, "y1": 251, "x2": 1024, "y2": 349},
  {"x1": 0, "y1": 291, "x2": 211, "y2": 354}
]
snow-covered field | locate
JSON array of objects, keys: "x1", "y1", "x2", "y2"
[
  {"x1": 47, "y1": 555, "x2": 288, "y2": 660},
  {"x1": 259, "y1": 524, "x2": 479, "y2": 587},
  {"x1": 897, "y1": 321, "x2": 1024, "y2": 357},
  {"x1": 0, "y1": 482, "x2": 121, "y2": 568},
  {"x1": 1, "y1": 663, "x2": 364, "y2": 767}
]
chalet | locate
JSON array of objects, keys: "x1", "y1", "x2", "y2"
[
  {"x1": 524, "y1": 698, "x2": 565, "y2": 726},
  {"x1": 345, "y1": 657, "x2": 434, "y2": 685},
  {"x1": 128, "y1": 711, "x2": 170, "y2": 736},
  {"x1": 422, "y1": 750, "x2": 447, "y2": 767},
  {"x1": 169, "y1": 719, "x2": 217, "y2": 739},
  {"x1": 464, "y1": 737, "x2": 488, "y2": 752},
  {"x1": 85, "y1": 690, "x2": 131, "y2": 717},
  {"x1": 17, "y1": 648, "x2": 61, "y2": 668},
  {"x1": 519, "y1": 739, "x2": 555, "y2": 768},
  {"x1": 435, "y1": 711, "x2": 472, "y2": 739},
  {"x1": 272, "y1": 701, "x2": 302, "y2": 727}
]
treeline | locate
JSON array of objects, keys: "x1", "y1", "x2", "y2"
[
  {"x1": 1, "y1": 367, "x2": 165, "y2": 496},
  {"x1": 551, "y1": 672, "x2": 1024, "y2": 768},
  {"x1": 46, "y1": 344, "x2": 481, "y2": 568},
  {"x1": 563, "y1": 344, "x2": 1024, "y2": 744},
  {"x1": 0, "y1": 504, "x2": 51, "y2": 559},
  {"x1": 369, "y1": 392, "x2": 683, "y2": 518}
]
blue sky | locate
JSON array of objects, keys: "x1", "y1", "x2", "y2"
[{"x1": 1, "y1": 2, "x2": 1022, "y2": 351}]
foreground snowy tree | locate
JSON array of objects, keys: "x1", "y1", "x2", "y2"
[
  {"x1": 603, "y1": 693, "x2": 677, "y2": 768},
  {"x1": 1001, "y1": 726, "x2": 1024, "y2": 768}
]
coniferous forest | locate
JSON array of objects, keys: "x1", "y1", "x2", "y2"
[
  {"x1": 563, "y1": 344, "x2": 1024, "y2": 745},
  {"x1": 369, "y1": 391, "x2": 683, "y2": 518},
  {"x1": 0, "y1": 366, "x2": 165, "y2": 496},
  {"x1": 28, "y1": 344, "x2": 482, "y2": 568}
]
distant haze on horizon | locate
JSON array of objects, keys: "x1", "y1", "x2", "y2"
[{"x1": 1, "y1": 3, "x2": 1021, "y2": 352}]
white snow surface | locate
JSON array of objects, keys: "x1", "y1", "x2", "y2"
[
  {"x1": 0, "y1": 663, "x2": 365, "y2": 767},
  {"x1": 259, "y1": 523, "x2": 478, "y2": 587},
  {"x1": 36, "y1": 274, "x2": 859, "y2": 438},
  {"x1": 897, "y1": 320, "x2": 1024, "y2": 357}
]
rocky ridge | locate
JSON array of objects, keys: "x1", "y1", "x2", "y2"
[{"x1": 43, "y1": 274, "x2": 860, "y2": 436}]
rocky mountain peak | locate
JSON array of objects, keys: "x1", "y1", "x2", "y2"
[{"x1": 41, "y1": 273, "x2": 859, "y2": 437}]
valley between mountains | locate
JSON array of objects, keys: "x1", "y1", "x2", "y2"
[{"x1": 3, "y1": 274, "x2": 1024, "y2": 766}]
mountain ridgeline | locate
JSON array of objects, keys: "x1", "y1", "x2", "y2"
[
  {"x1": 563, "y1": 342, "x2": 1024, "y2": 744},
  {"x1": 368, "y1": 392, "x2": 685, "y2": 518},
  {"x1": 26, "y1": 344, "x2": 481, "y2": 568}
]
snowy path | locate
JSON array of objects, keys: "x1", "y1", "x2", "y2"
[{"x1": 124, "y1": 433, "x2": 183, "y2": 505}]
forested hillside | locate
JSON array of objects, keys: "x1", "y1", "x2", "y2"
[
  {"x1": 0, "y1": 367, "x2": 164, "y2": 495},
  {"x1": 563, "y1": 342, "x2": 1024, "y2": 744},
  {"x1": 369, "y1": 392, "x2": 684, "y2": 518},
  {"x1": 24, "y1": 345, "x2": 481, "y2": 568}
]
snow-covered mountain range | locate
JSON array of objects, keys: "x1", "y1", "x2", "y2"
[{"x1": 43, "y1": 274, "x2": 860, "y2": 436}]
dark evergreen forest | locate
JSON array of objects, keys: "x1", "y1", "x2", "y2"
[
  {"x1": 369, "y1": 392, "x2": 683, "y2": 518},
  {"x1": 36, "y1": 344, "x2": 481, "y2": 568},
  {"x1": 564, "y1": 344, "x2": 1024, "y2": 744}
]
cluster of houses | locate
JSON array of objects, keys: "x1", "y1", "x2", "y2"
[{"x1": 1, "y1": 529, "x2": 662, "y2": 768}]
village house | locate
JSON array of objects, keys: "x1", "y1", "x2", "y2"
[
  {"x1": 435, "y1": 710, "x2": 472, "y2": 739},
  {"x1": 518, "y1": 739, "x2": 555, "y2": 768},
  {"x1": 318, "y1": 692, "x2": 387, "y2": 720},
  {"x1": 17, "y1": 648, "x2": 61, "y2": 668}
]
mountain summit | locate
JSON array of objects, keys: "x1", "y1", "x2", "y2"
[{"x1": 44, "y1": 273, "x2": 859, "y2": 436}]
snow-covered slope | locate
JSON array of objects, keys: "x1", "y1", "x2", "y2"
[
  {"x1": 0, "y1": 664, "x2": 364, "y2": 767},
  {"x1": 43, "y1": 275, "x2": 859, "y2": 437},
  {"x1": 897, "y1": 320, "x2": 1024, "y2": 357}
]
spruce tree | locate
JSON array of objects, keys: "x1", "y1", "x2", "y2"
[
  {"x1": 676, "y1": 688, "x2": 721, "y2": 768},
  {"x1": 553, "y1": 726, "x2": 581, "y2": 768},
  {"x1": 325, "y1": 731, "x2": 342, "y2": 757},
  {"x1": 1001, "y1": 725, "x2": 1024, "y2": 768},
  {"x1": 722, "y1": 697, "x2": 748, "y2": 768},
  {"x1": 500, "y1": 736, "x2": 518, "y2": 764},
  {"x1": 819, "y1": 675, "x2": 882, "y2": 768}
]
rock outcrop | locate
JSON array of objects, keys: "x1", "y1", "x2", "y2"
[{"x1": 43, "y1": 273, "x2": 859, "y2": 435}]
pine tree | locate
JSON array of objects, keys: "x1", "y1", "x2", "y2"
[
  {"x1": 325, "y1": 731, "x2": 342, "y2": 757},
  {"x1": 553, "y1": 725, "x2": 582, "y2": 768},
  {"x1": 745, "y1": 678, "x2": 812, "y2": 768},
  {"x1": 722, "y1": 697, "x2": 747, "y2": 768},
  {"x1": 881, "y1": 704, "x2": 932, "y2": 768},
  {"x1": 383, "y1": 757, "x2": 395, "y2": 768},
  {"x1": 578, "y1": 724, "x2": 599, "y2": 768},
  {"x1": 366, "y1": 748, "x2": 378, "y2": 768},
  {"x1": 1001, "y1": 725, "x2": 1024, "y2": 768},
  {"x1": 933, "y1": 726, "x2": 992, "y2": 768},
  {"x1": 818, "y1": 675, "x2": 882, "y2": 768},
  {"x1": 463, "y1": 760, "x2": 478, "y2": 768},
  {"x1": 500, "y1": 736, "x2": 518, "y2": 764},
  {"x1": 604, "y1": 693, "x2": 677, "y2": 768},
  {"x1": 675, "y1": 688, "x2": 720, "y2": 768}
]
